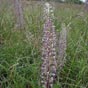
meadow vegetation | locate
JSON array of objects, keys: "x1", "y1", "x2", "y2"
[{"x1": 0, "y1": 1, "x2": 88, "y2": 88}]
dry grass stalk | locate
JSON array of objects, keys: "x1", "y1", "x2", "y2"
[
  {"x1": 85, "y1": 0, "x2": 88, "y2": 10},
  {"x1": 58, "y1": 23, "x2": 67, "y2": 69},
  {"x1": 13, "y1": 0, "x2": 24, "y2": 29}
]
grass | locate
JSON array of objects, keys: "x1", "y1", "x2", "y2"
[
  {"x1": 54, "y1": 3, "x2": 88, "y2": 88},
  {"x1": 0, "y1": 1, "x2": 88, "y2": 88}
]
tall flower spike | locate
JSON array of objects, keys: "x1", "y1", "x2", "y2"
[{"x1": 41, "y1": 2, "x2": 57, "y2": 88}]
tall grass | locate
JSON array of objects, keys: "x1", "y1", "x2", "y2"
[
  {"x1": 0, "y1": 1, "x2": 43, "y2": 88},
  {"x1": 54, "y1": 2, "x2": 88, "y2": 88},
  {"x1": 0, "y1": 1, "x2": 88, "y2": 88}
]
